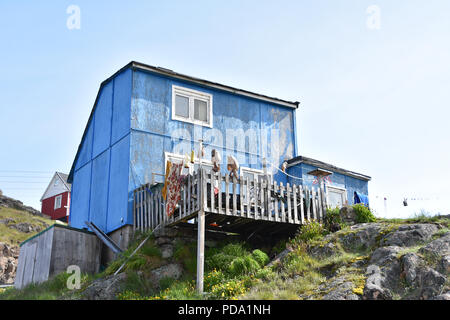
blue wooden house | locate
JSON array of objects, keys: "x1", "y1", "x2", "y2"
[{"x1": 67, "y1": 61, "x2": 370, "y2": 236}]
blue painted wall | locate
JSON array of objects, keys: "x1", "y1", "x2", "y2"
[
  {"x1": 286, "y1": 162, "x2": 369, "y2": 205},
  {"x1": 69, "y1": 69, "x2": 132, "y2": 232},
  {"x1": 128, "y1": 69, "x2": 297, "y2": 214},
  {"x1": 69, "y1": 66, "x2": 297, "y2": 233}
]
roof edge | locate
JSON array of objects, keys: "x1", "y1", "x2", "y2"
[
  {"x1": 287, "y1": 156, "x2": 372, "y2": 181},
  {"x1": 130, "y1": 61, "x2": 300, "y2": 109},
  {"x1": 68, "y1": 61, "x2": 300, "y2": 182}
]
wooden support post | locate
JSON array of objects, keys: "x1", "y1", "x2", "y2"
[
  {"x1": 197, "y1": 206, "x2": 205, "y2": 294},
  {"x1": 196, "y1": 169, "x2": 205, "y2": 295}
]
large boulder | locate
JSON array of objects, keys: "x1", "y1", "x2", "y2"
[
  {"x1": 82, "y1": 273, "x2": 128, "y2": 300},
  {"x1": 339, "y1": 206, "x2": 358, "y2": 225},
  {"x1": 380, "y1": 224, "x2": 439, "y2": 247},
  {"x1": 149, "y1": 263, "x2": 184, "y2": 284},
  {"x1": 363, "y1": 246, "x2": 402, "y2": 300},
  {"x1": 0, "y1": 243, "x2": 19, "y2": 285},
  {"x1": 418, "y1": 232, "x2": 450, "y2": 259},
  {"x1": 339, "y1": 223, "x2": 392, "y2": 250},
  {"x1": 321, "y1": 276, "x2": 361, "y2": 300}
]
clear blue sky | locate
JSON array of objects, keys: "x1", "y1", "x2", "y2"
[{"x1": 0, "y1": 1, "x2": 449, "y2": 217}]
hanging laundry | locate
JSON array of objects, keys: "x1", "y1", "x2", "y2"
[
  {"x1": 227, "y1": 155, "x2": 239, "y2": 180},
  {"x1": 211, "y1": 149, "x2": 221, "y2": 195},
  {"x1": 211, "y1": 149, "x2": 221, "y2": 172},
  {"x1": 354, "y1": 191, "x2": 370, "y2": 207},
  {"x1": 281, "y1": 161, "x2": 288, "y2": 173},
  {"x1": 162, "y1": 161, "x2": 183, "y2": 217}
]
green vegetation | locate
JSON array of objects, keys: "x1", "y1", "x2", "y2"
[
  {"x1": 293, "y1": 219, "x2": 326, "y2": 243},
  {"x1": 0, "y1": 207, "x2": 56, "y2": 245},
  {"x1": 10, "y1": 207, "x2": 447, "y2": 301},
  {"x1": 242, "y1": 241, "x2": 368, "y2": 300},
  {"x1": 377, "y1": 211, "x2": 449, "y2": 228},
  {"x1": 353, "y1": 204, "x2": 377, "y2": 223},
  {"x1": 115, "y1": 242, "x2": 270, "y2": 300},
  {"x1": 0, "y1": 272, "x2": 93, "y2": 300},
  {"x1": 324, "y1": 207, "x2": 346, "y2": 231}
]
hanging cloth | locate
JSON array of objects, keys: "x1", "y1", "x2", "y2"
[
  {"x1": 162, "y1": 161, "x2": 183, "y2": 217},
  {"x1": 354, "y1": 191, "x2": 370, "y2": 207}
]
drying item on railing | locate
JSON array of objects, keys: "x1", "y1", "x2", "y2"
[
  {"x1": 354, "y1": 191, "x2": 369, "y2": 207},
  {"x1": 162, "y1": 161, "x2": 183, "y2": 217}
]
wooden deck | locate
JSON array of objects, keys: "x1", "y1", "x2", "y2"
[{"x1": 133, "y1": 169, "x2": 328, "y2": 235}]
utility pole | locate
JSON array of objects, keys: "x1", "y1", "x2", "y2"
[{"x1": 196, "y1": 139, "x2": 205, "y2": 295}]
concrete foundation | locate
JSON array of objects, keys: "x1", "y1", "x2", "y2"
[{"x1": 101, "y1": 225, "x2": 134, "y2": 266}]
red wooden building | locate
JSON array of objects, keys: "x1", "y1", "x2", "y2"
[{"x1": 40, "y1": 172, "x2": 71, "y2": 222}]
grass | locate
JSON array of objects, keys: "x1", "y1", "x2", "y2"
[
  {"x1": 10, "y1": 210, "x2": 447, "y2": 301},
  {"x1": 377, "y1": 211, "x2": 449, "y2": 227},
  {"x1": 117, "y1": 242, "x2": 270, "y2": 300},
  {"x1": 0, "y1": 272, "x2": 92, "y2": 300},
  {"x1": 0, "y1": 207, "x2": 56, "y2": 245},
  {"x1": 242, "y1": 236, "x2": 368, "y2": 300}
]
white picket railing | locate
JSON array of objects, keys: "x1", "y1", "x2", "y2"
[{"x1": 133, "y1": 169, "x2": 328, "y2": 232}]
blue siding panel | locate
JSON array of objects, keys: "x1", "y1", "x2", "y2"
[
  {"x1": 75, "y1": 121, "x2": 94, "y2": 171},
  {"x1": 130, "y1": 69, "x2": 297, "y2": 186},
  {"x1": 112, "y1": 69, "x2": 132, "y2": 144},
  {"x1": 70, "y1": 163, "x2": 91, "y2": 230},
  {"x1": 89, "y1": 149, "x2": 110, "y2": 231},
  {"x1": 107, "y1": 135, "x2": 131, "y2": 231},
  {"x1": 92, "y1": 82, "x2": 113, "y2": 158},
  {"x1": 286, "y1": 163, "x2": 369, "y2": 205}
]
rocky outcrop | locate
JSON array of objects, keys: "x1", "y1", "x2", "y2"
[
  {"x1": 302, "y1": 221, "x2": 449, "y2": 300},
  {"x1": 0, "y1": 242, "x2": 19, "y2": 285},
  {"x1": 81, "y1": 227, "x2": 192, "y2": 300},
  {"x1": 81, "y1": 263, "x2": 184, "y2": 300},
  {"x1": 0, "y1": 194, "x2": 41, "y2": 216},
  {"x1": 380, "y1": 224, "x2": 439, "y2": 247},
  {"x1": 82, "y1": 273, "x2": 128, "y2": 300},
  {"x1": 361, "y1": 225, "x2": 448, "y2": 300}
]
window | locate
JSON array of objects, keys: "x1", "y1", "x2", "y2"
[
  {"x1": 164, "y1": 152, "x2": 213, "y2": 176},
  {"x1": 54, "y1": 195, "x2": 62, "y2": 210},
  {"x1": 327, "y1": 186, "x2": 347, "y2": 209},
  {"x1": 240, "y1": 167, "x2": 272, "y2": 204},
  {"x1": 54, "y1": 179, "x2": 59, "y2": 187},
  {"x1": 172, "y1": 85, "x2": 213, "y2": 127}
]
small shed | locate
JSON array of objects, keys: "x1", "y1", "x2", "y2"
[
  {"x1": 286, "y1": 156, "x2": 371, "y2": 208},
  {"x1": 15, "y1": 224, "x2": 101, "y2": 289}
]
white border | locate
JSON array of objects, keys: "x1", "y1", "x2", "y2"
[
  {"x1": 326, "y1": 185, "x2": 347, "y2": 208},
  {"x1": 54, "y1": 194, "x2": 62, "y2": 210},
  {"x1": 171, "y1": 85, "x2": 213, "y2": 128}
]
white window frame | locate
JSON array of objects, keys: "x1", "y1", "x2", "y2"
[
  {"x1": 326, "y1": 185, "x2": 347, "y2": 209},
  {"x1": 240, "y1": 167, "x2": 272, "y2": 204},
  {"x1": 172, "y1": 85, "x2": 213, "y2": 128},
  {"x1": 164, "y1": 152, "x2": 213, "y2": 176},
  {"x1": 54, "y1": 195, "x2": 62, "y2": 210}
]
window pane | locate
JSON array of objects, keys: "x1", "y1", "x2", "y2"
[
  {"x1": 194, "y1": 99, "x2": 208, "y2": 122},
  {"x1": 328, "y1": 191, "x2": 344, "y2": 208},
  {"x1": 175, "y1": 95, "x2": 189, "y2": 118}
]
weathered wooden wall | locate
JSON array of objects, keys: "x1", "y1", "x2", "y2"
[{"x1": 15, "y1": 225, "x2": 101, "y2": 289}]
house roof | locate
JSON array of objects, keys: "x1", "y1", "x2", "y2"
[
  {"x1": 40, "y1": 172, "x2": 71, "y2": 201},
  {"x1": 131, "y1": 61, "x2": 300, "y2": 109},
  {"x1": 56, "y1": 172, "x2": 71, "y2": 190},
  {"x1": 287, "y1": 156, "x2": 371, "y2": 181},
  {"x1": 68, "y1": 61, "x2": 301, "y2": 183}
]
